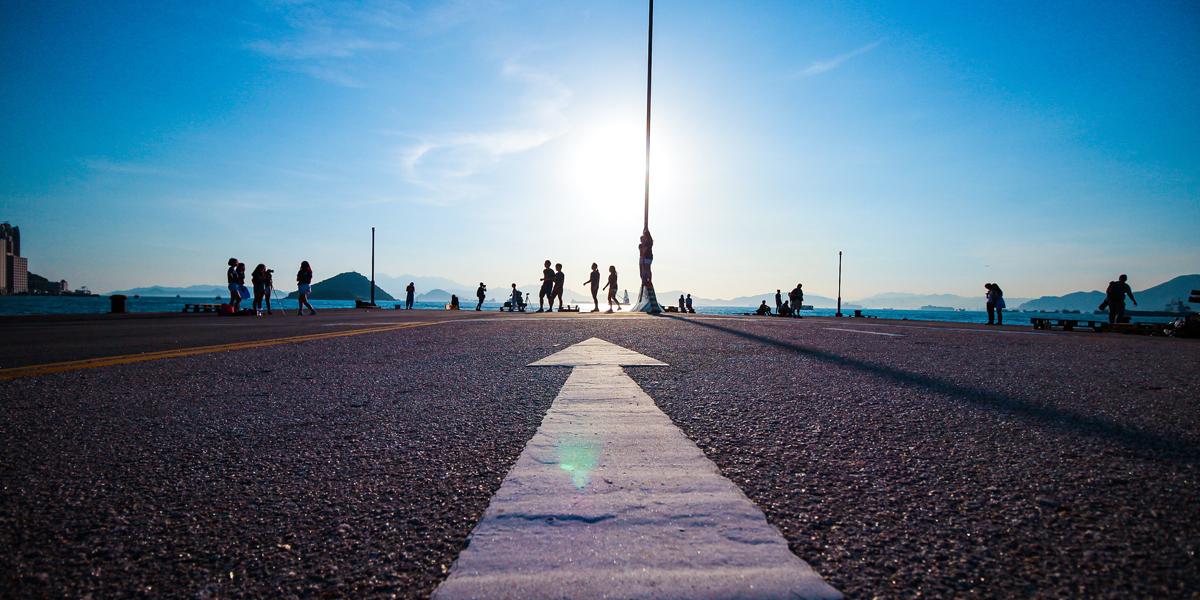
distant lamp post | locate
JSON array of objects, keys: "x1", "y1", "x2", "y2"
[
  {"x1": 632, "y1": 0, "x2": 663, "y2": 314},
  {"x1": 370, "y1": 226, "x2": 376, "y2": 306},
  {"x1": 836, "y1": 251, "x2": 843, "y2": 318}
]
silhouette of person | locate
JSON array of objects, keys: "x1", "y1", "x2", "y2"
[
  {"x1": 552, "y1": 263, "x2": 565, "y2": 311},
  {"x1": 449, "y1": 294, "x2": 460, "y2": 310},
  {"x1": 679, "y1": 294, "x2": 686, "y2": 311},
  {"x1": 584, "y1": 263, "x2": 601, "y2": 312},
  {"x1": 992, "y1": 283, "x2": 1006, "y2": 325},
  {"x1": 510, "y1": 283, "x2": 522, "y2": 312},
  {"x1": 263, "y1": 267, "x2": 274, "y2": 315},
  {"x1": 985, "y1": 283, "x2": 997, "y2": 325},
  {"x1": 538, "y1": 260, "x2": 554, "y2": 312},
  {"x1": 781, "y1": 300, "x2": 792, "y2": 316},
  {"x1": 235, "y1": 263, "x2": 248, "y2": 311},
  {"x1": 476, "y1": 282, "x2": 487, "y2": 311},
  {"x1": 788, "y1": 284, "x2": 804, "y2": 318},
  {"x1": 623, "y1": 290, "x2": 630, "y2": 305},
  {"x1": 296, "y1": 261, "x2": 316, "y2": 315},
  {"x1": 405, "y1": 282, "x2": 415, "y2": 310},
  {"x1": 1102, "y1": 274, "x2": 1138, "y2": 324},
  {"x1": 685, "y1": 293, "x2": 693, "y2": 313},
  {"x1": 603, "y1": 266, "x2": 621, "y2": 313},
  {"x1": 638, "y1": 229, "x2": 654, "y2": 299},
  {"x1": 251, "y1": 264, "x2": 269, "y2": 316},
  {"x1": 775, "y1": 289, "x2": 782, "y2": 314},
  {"x1": 755, "y1": 300, "x2": 771, "y2": 316},
  {"x1": 226, "y1": 258, "x2": 240, "y2": 309}
]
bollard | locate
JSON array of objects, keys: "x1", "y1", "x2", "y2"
[{"x1": 110, "y1": 294, "x2": 127, "y2": 314}]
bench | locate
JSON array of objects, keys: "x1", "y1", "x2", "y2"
[
  {"x1": 1030, "y1": 317, "x2": 1104, "y2": 332},
  {"x1": 182, "y1": 303, "x2": 220, "y2": 313}
]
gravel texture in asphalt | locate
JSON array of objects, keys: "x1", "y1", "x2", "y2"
[
  {"x1": 1, "y1": 320, "x2": 575, "y2": 597},
  {"x1": 3, "y1": 313, "x2": 1199, "y2": 598}
]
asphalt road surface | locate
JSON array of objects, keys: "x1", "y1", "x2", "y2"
[{"x1": 2, "y1": 310, "x2": 1197, "y2": 597}]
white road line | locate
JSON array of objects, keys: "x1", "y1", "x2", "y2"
[
  {"x1": 434, "y1": 338, "x2": 840, "y2": 600},
  {"x1": 824, "y1": 327, "x2": 904, "y2": 337}
]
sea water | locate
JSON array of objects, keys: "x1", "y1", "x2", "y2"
[{"x1": 0, "y1": 295, "x2": 1173, "y2": 325}]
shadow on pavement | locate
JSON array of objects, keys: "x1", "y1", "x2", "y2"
[{"x1": 663, "y1": 314, "x2": 1199, "y2": 465}]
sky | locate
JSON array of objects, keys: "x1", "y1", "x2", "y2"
[{"x1": 1, "y1": 0, "x2": 1197, "y2": 299}]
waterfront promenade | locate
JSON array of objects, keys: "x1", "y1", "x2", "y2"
[{"x1": 2, "y1": 310, "x2": 1198, "y2": 597}]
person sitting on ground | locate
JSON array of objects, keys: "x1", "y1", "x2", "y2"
[
  {"x1": 685, "y1": 294, "x2": 694, "y2": 313},
  {"x1": 780, "y1": 300, "x2": 792, "y2": 317},
  {"x1": 755, "y1": 300, "x2": 771, "y2": 316},
  {"x1": 449, "y1": 294, "x2": 460, "y2": 310}
]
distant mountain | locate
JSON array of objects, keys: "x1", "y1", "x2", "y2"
[
  {"x1": 1018, "y1": 274, "x2": 1200, "y2": 312},
  {"x1": 849, "y1": 292, "x2": 1032, "y2": 310},
  {"x1": 285, "y1": 271, "x2": 394, "y2": 301},
  {"x1": 655, "y1": 290, "x2": 838, "y2": 307},
  {"x1": 108, "y1": 283, "x2": 231, "y2": 297},
  {"x1": 377, "y1": 274, "x2": 475, "y2": 299},
  {"x1": 417, "y1": 288, "x2": 453, "y2": 302}
]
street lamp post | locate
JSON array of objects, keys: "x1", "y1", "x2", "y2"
[
  {"x1": 836, "y1": 250, "x2": 843, "y2": 318},
  {"x1": 370, "y1": 226, "x2": 376, "y2": 306},
  {"x1": 633, "y1": 0, "x2": 662, "y2": 313}
]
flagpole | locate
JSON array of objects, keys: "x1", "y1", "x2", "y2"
[{"x1": 644, "y1": 0, "x2": 653, "y2": 232}]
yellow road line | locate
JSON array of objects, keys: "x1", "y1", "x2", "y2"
[{"x1": 0, "y1": 321, "x2": 436, "y2": 381}]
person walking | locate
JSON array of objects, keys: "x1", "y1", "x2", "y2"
[
  {"x1": 226, "y1": 258, "x2": 240, "y2": 310},
  {"x1": 775, "y1": 289, "x2": 783, "y2": 314},
  {"x1": 1102, "y1": 274, "x2": 1138, "y2": 324},
  {"x1": 603, "y1": 266, "x2": 621, "y2": 313},
  {"x1": 296, "y1": 261, "x2": 316, "y2": 315},
  {"x1": 405, "y1": 282, "x2": 415, "y2": 310},
  {"x1": 552, "y1": 263, "x2": 566, "y2": 312},
  {"x1": 475, "y1": 282, "x2": 487, "y2": 311},
  {"x1": 584, "y1": 263, "x2": 601, "y2": 312},
  {"x1": 251, "y1": 264, "x2": 270, "y2": 316},
  {"x1": 538, "y1": 260, "x2": 554, "y2": 313},
  {"x1": 685, "y1": 294, "x2": 693, "y2": 313}
]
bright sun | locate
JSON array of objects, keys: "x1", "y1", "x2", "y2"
[{"x1": 564, "y1": 119, "x2": 648, "y2": 221}]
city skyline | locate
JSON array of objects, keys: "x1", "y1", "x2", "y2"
[{"x1": 2, "y1": 1, "x2": 1198, "y2": 299}]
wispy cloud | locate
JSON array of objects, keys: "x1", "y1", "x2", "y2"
[
  {"x1": 83, "y1": 158, "x2": 179, "y2": 177},
  {"x1": 395, "y1": 60, "x2": 571, "y2": 204},
  {"x1": 797, "y1": 39, "x2": 884, "y2": 77}
]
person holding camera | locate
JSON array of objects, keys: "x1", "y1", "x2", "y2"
[
  {"x1": 251, "y1": 264, "x2": 271, "y2": 316},
  {"x1": 476, "y1": 282, "x2": 487, "y2": 311}
]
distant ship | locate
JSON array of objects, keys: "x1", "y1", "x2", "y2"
[{"x1": 920, "y1": 305, "x2": 954, "y2": 311}]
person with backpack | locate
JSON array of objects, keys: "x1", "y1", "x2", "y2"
[{"x1": 296, "y1": 261, "x2": 317, "y2": 315}]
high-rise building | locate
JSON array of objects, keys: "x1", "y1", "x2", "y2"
[{"x1": 1, "y1": 222, "x2": 28, "y2": 295}]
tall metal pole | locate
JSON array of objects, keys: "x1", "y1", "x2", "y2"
[
  {"x1": 836, "y1": 251, "x2": 843, "y2": 318},
  {"x1": 370, "y1": 226, "x2": 376, "y2": 306},
  {"x1": 643, "y1": 0, "x2": 653, "y2": 232}
]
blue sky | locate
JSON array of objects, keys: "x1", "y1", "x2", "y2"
[{"x1": 2, "y1": 0, "x2": 1197, "y2": 298}]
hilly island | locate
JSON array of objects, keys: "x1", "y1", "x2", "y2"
[{"x1": 285, "y1": 272, "x2": 393, "y2": 301}]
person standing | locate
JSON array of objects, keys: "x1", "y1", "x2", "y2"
[
  {"x1": 1103, "y1": 274, "x2": 1138, "y2": 324},
  {"x1": 251, "y1": 264, "x2": 269, "y2": 316},
  {"x1": 985, "y1": 283, "x2": 997, "y2": 325},
  {"x1": 538, "y1": 260, "x2": 554, "y2": 313},
  {"x1": 584, "y1": 263, "x2": 601, "y2": 312},
  {"x1": 236, "y1": 263, "x2": 249, "y2": 311},
  {"x1": 475, "y1": 282, "x2": 487, "y2": 311},
  {"x1": 775, "y1": 289, "x2": 783, "y2": 314},
  {"x1": 296, "y1": 261, "x2": 316, "y2": 315},
  {"x1": 552, "y1": 263, "x2": 566, "y2": 311},
  {"x1": 405, "y1": 282, "x2": 415, "y2": 310},
  {"x1": 263, "y1": 267, "x2": 274, "y2": 315},
  {"x1": 510, "y1": 283, "x2": 522, "y2": 312},
  {"x1": 788, "y1": 283, "x2": 804, "y2": 318},
  {"x1": 992, "y1": 283, "x2": 1006, "y2": 325},
  {"x1": 685, "y1": 294, "x2": 693, "y2": 313},
  {"x1": 603, "y1": 266, "x2": 621, "y2": 313},
  {"x1": 226, "y1": 258, "x2": 240, "y2": 310},
  {"x1": 678, "y1": 294, "x2": 686, "y2": 311}
]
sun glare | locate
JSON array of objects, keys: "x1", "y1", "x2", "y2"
[{"x1": 563, "y1": 117, "x2": 682, "y2": 227}]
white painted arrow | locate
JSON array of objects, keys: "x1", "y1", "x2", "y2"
[{"x1": 434, "y1": 337, "x2": 840, "y2": 600}]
